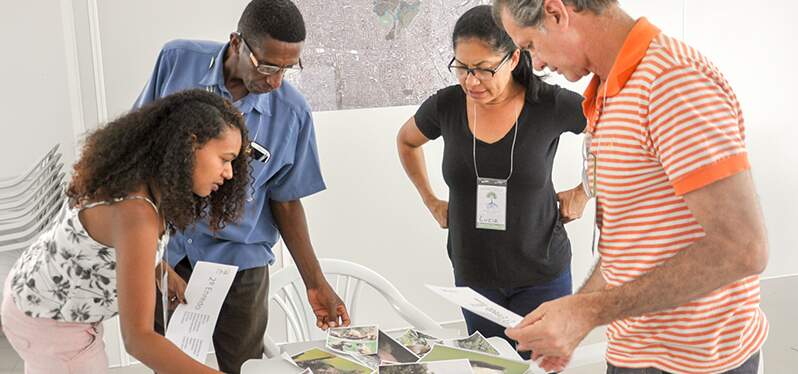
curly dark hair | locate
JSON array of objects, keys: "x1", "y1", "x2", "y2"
[{"x1": 67, "y1": 89, "x2": 250, "y2": 232}]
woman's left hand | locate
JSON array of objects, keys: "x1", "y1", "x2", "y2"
[{"x1": 557, "y1": 184, "x2": 589, "y2": 223}]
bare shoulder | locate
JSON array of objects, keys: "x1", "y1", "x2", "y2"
[
  {"x1": 111, "y1": 198, "x2": 160, "y2": 226},
  {"x1": 78, "y1": 190, "x2": 162, "y2": 247},
  {"x1": 106, "y1": 196, "x2": 162, "y2": 250}
]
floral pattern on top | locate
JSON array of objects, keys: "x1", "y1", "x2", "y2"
[{"x1": 9, "y1": 198, "x2": 167, "y2": 323}]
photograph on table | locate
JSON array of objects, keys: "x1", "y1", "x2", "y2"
[
  {"x1": 396, "y1": 329, "x2": 442, "y2": 356},
  {"x1": 414, "y1": 331, "x2": 441, "y2": 342},
  {"x1": 350, "y1": 352, "x2": 381, "y2": 370},
  {"x1": 327, "y1": 335, "x2": 379, "y2": 355},
  {"x1": 291, "y1": 347, "x2": 373, "y2": 374},
  {"x1": 328, "y1": 325, "x2": 379, "y2": 341},
  {"x1": 378, "y1": 330, "x2": 419, "y2": 363},
  {"x1": 378, "y1": 359, "x2": 474, "y2": 374},
  {"x1": 351, "y1": 329, "x2": 422, "y2": 369},
  {"x1": 443, "y1": 331, "x2": 499, "y2": 356},
  {"x1": 419, "y1": 345, "x2": 529, "y2": 374}
]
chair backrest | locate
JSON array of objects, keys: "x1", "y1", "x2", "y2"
[
  {"x1": 0, "y1": 145, "x2": 60, "y2": 190},
  {"x1": 0, "y1": 177, "x2": 65, "y2": 223},
  {"x1": 265, "y1": 258, "x2": 441, "y2": 355},
  {"x1": 0, "y1": 158, "x2": 64, "y2": 205},
  {"x1": 0, "y1": 145, "x2": 65, "y2": 253}
]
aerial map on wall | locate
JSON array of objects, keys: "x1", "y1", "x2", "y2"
[{"x1": 291, "y1": 0, "x2": 490, "y2": 111}]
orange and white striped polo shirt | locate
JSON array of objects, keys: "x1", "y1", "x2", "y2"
[{"x1": 582, "y1": 18, "x2": 768, "y2": 373}]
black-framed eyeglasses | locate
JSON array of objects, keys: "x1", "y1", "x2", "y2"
[
  {"x1": 448, "y1": 51, "x2": 514, "y2": 81},
  {"x1": 237, "y1": 32, "x2": 303, "y2": 77}
]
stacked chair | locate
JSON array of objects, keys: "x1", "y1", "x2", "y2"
[{"x1": 0, "y1": 145, "x2": 66, "y2": 253}]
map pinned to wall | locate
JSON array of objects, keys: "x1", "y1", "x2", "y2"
[{"x1": 291, "y1": 0, "x2": 491, "y2": 111}]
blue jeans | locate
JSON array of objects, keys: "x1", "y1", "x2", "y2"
[
  {"x1": 606, "y1": 351, "x2": 760, "y2": 373},
  {"x1": 456, "y1": 267, "x2": 573, "y2": 360}
]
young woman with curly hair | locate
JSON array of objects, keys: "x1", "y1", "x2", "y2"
[{"x1": 0, "y1": 89, "x2": 249, "y2": 373}]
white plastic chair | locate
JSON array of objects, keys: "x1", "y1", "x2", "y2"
[
  {"x1": 0, "y1": 145, "x2": 60, "y2": 191},
  {"x1": 0, "y1": 157, "x2": 62, "y2": 204},
  {"x1": 0, "y1": 145, "x2": 65, "y2": 253},
  {"x1": 264, "y1": 258, "x2": 441, "y2": 358},
  {"x1": 0, "y1": 174, "x2": 64, "y2": 222}
]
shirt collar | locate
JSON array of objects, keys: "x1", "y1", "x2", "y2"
[
  {"x1": 198, "y1": 42, "x2": 272, "y2": 116},
  {"x1": 582, "y1": 17, "x2": 660, "y2": 131}
]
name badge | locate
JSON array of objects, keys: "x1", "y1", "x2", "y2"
[{"x1": 476, "y1": 177, "x2": 507, "y2": 231}]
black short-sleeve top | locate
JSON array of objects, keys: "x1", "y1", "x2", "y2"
[{"x1": 414, "y1": 81, "x2": 586, "y2": 288}]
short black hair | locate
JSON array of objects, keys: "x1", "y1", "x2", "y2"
[
  {"x1": 453, "y1": 5, "x2": 547, "y2": 102},
  {"x1": 453, "y1": 5, "x2": 515, "y2": 54},
  {"x1": 237, "y1": 0, "x2": 306, "y2": 43}
]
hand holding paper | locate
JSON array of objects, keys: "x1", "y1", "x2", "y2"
[
  {"x1": 505, "y1": 293, "x2": 597, "y2": 359},
  {"x1": 428, "y1": 284, "x2": 583, "y2": 372}
]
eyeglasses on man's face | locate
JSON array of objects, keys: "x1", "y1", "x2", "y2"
[
  {"x1": 448, "y1": 51, "x2": 514, "y2": 82},
  {"x1": 237, "y1": 33, "x2": 303, "y2": 78}
]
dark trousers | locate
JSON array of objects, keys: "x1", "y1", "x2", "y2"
[
  {"x1": 155, "y1": 258, "x2": 270, "y2": 374},
  {"x1": 456, "y1": 267, "x2": 573, "y2": 360},
  {"x1": 607, "y1": 351, "x2": 760, "y2": 374}
]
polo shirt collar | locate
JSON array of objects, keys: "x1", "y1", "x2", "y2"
[
  {"x1": 198, "y1": 42, "x2": 272, "y2": 116},
  {"x1": 582, "y1": 17, "x2": 660, "y2": 131}
]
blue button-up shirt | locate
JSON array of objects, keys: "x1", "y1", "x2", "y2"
[{"x1": 134, "y1": 39, "x2": 326, "y2": 271}]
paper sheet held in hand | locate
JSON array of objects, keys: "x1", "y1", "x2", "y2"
[
  {"x1": 427, "y1": 285, "x2": 523, "y2": 328},
  {"x1": 165, "y1": 261, "x2": 238, "y2": 362}
]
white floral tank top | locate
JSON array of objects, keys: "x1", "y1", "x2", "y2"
[{"x1": 9, "y1": 196, "x2": 167, "y2": 323}]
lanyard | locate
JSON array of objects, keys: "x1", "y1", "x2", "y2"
[
  {"x1": 471, "y1": 101, "x2": 520, "y2": 181},
  {"x1": 587, "y1": 80, "x2": 610, "y2": 255}
]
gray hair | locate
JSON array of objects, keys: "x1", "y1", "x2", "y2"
[{"x1": 492, "y1": 0, "x2": 617, "y2": 28}]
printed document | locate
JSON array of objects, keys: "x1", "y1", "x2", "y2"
[
  {"x1": 166, "y1": 261, "x2": 238, "y2": 362},
  {"x1": 427, "y1": 285, "x2": 523, "y2": 328}
]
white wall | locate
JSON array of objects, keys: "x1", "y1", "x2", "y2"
[
  {"x1": 0, "y1": 0, "x2": 81, "y2": 176},
  {"x1": 0, "y1": 0, "x2": 796, "y2": 367},
  {"x1": 682, "y1": 0, "x2": 798, "y2": 279},
  {"x1": 96, "y1": 0, "x2": 247, "y2": 118},
  {"x1": 0, "y1": 0, "x2": 83, "y2": 311}
]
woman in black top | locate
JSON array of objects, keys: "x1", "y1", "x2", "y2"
[{"x1": 396, "y1": 5, "x2": 589, "y2": 356}]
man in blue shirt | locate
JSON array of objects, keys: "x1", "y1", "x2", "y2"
[{"x1": 134, "y1": 1, "x2": 350, "y2": 372}]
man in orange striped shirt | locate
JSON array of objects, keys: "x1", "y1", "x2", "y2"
[{"x1": 492, "y1": 1, "x2": 768, "y2": 373}]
